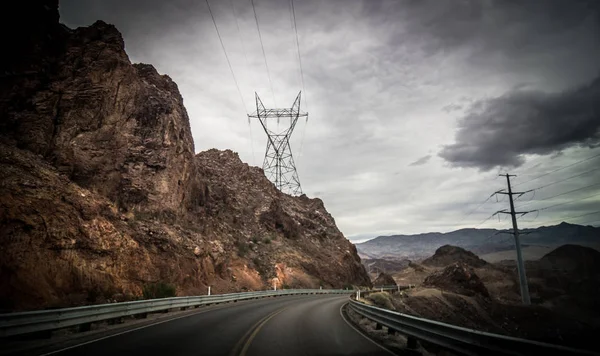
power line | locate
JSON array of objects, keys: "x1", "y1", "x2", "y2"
[
  {"x1": 461, "y1": 192, "x2": 500, "y2": 226},
  {"x1": 290, "y1": 0, "x2": 309, "y2": 169},
  {"x1": 513, "y1": 152, "x2": 600, "y2": 187},
  {"x1": 251, "y1": 0, "x2": 276, "y2": 107},
  {"x1": 230, "y1": 0, "x2": 250, "y2": 70},
  {"x1": 577, "y1": 218, "x2": 600, "y2": 226},
  {"x1": 529, "y1": 166, "x2": 600, "y2": 192},
  {"x1": 229, "y1": 0, "x2": 256, "y2": 165},
  {"x1": 206, "y1": 0, "x2": 247, "y2": 113},
  {"x1": 287, "y1": 0, "x2": 302, "y2": 94},
  {"x1": 536, "y1": 192, "x2": 600, "y2": 212},
  {"x1": 535, "y1": 210, "x2": 600, "y2": 226},
  {"x1": 290, "y1": 0, "x2": 308, "y2": 111},
  {"x1": 518, "y1": 182, "x2": 600, "y2": 209},
  {"x1": 475, "y1": 209, "x2": 507, "y2": 228}
]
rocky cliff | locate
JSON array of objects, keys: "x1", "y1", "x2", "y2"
[{"x1": 0, "y1": 1, "x2": 369, "y2": 311}]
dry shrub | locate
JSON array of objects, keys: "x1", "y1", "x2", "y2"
[{"x1": 367, "y1": 292, "x2": 394, "y2": 310}]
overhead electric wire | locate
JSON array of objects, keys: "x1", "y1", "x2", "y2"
[
  {"x1": 513, "y1": 152, "x2": 600, "y2": 187},
  {"x1": 535, "y1": 210, "x2": 600, "y2": 226},
  {"x1": 518, "y1": 182, "x2": 600, "y2": 209},
  {"x1": 230, "y1": 0, "x2": 251, "y2": 70},
  {"x1": 535, "y1": 192, "x2": 600, "y2": 212},
  {"x1": 205, "y1": 0, "x2": 247, "y2": 113},
  {"x1": 577, "y1": 218, "x2": 600, "y2": 226},
  {"x1": 229, "y1": 0, "x2": 256, "y2": 165},
  {"x1": 290, "y1": 0, "x2": 308, "y2": 111},
  {"x1": 529, "y1": 166, "x2": 600, "y2": 192},
  {"x1": 287, "y1": 0, "x2": 302, "y2": 94},
  {"x1": 461, "y1": 193, "x2": 498, "y2": 224},
  {"x1": 251, "y1": 0, "x2": 277, "y2": 107},
  {"x1": 290, "y1": 0, "x2": 309, "y2": 167},
  {"x1": 474, "y1": 209, "x2": 506, "y2": 228}
]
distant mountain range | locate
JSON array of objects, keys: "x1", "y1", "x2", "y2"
[{"x1": 356, "y1": 223, "x2": 600, "y2": 261}]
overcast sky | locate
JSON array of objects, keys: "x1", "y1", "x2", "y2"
[{"x1": 60, "y1": 0, "x2": 600, "y2": 241}]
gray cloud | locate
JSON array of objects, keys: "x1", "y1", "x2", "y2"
[
  {"x1": 440, "y1": 76, "x2": 600, "y2": 170},
  {"x1": 58, "y1": 0, "x2": 600, "y2": 239},
  {"x1": 409, "y1": 155, "x2": 431, "y2": 166},
  {"x1": 442, "y1": 103, "x2": 463, "y2": 113}
]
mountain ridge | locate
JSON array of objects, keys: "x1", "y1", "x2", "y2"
[{"x1": 357, "y1": 223, "x2": 600, "y2": 260}]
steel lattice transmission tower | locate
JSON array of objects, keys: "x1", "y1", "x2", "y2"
[{"x1": 248, "y1": 91, "x2": 307, "y2": 196}]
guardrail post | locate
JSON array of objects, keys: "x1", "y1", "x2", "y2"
[
  {"x1": 387, "y1": 327, "x2": 396, "y2": 335},
  {"x1": 375, "y1": 323, "x2": 382, "y2": 330},
  {"x1": 208, "y1": 286, "x2": 211, "y2": 296}
]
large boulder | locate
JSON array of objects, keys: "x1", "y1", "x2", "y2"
[
  {"x1": 423, "y1": 262, "x2": 489, "y2": 298},
  {"x1": 373, "y1": 272, "x2": 397, "y2": 287},
  {"x1": 422, "y1": 245, "x2": 487, "y2": 268}
]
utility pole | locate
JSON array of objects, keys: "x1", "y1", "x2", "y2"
[{"x1": 495, "y1": 174, "x2": 532, "y2": 305}]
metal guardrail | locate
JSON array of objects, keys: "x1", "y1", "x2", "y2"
[
  {"x1": 371, "y1": 285, "x2": 411, "y2": 291},
  {"x1": 0, "y1": 289, "x2": 350, "y2": 337},
  {"x1": 348, "y1": 299, "x2": 597, "y2": 356}
]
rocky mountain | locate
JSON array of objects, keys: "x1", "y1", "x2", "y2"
[
  {"x1": 422, "y1": 245, "x2": 488, "y2": 268},
  {"x1": 356, "y1": 223, "x2": 600, "y2": 261},
  {"x1": 422, "y1": 262, "x2": 490, "y2": 298},
  {"x1": 539, "y1": 244, "x2": 600, "y2": 273},
  {"x1": 372, "y1": 272, "x2": 397, "y2": 287},
  {"x1": 0, "y1": 1, "x2": 369, "y2": 311}
]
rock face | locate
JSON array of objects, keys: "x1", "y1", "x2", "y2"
[
  {"x1": 423, "y1": 262, "x2": 489, "y2": 298},
  {"x1": 0, "y1": 1, "x2": 370, "y2": 311},
  {"x1": 372, "y1": 272, "x2": 397, "y2": 287},
  {"x1": 422, "y1": 245, "x2": 487, "y2": 268},
  {"x1": 540, "y1": 244, "x2": 600, "y2": 273}
]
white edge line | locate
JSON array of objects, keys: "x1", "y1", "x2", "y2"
[
  {"x1": 38, "y1": 294, "x2": 317, "y2": 356},
  {"x1": 38, "y1": 304, "x2": 229, "y2": 356},
  {"x1": 339, "y1": 302, "x2": 397, "y2": 356}
]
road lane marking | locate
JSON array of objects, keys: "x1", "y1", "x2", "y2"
[
  {"x1": 240, "y1": 307, "x2": 287, "y2": 356},
  {"x1": 339, "y1": 302, "x2": 396, "y2": 355},
  {"x1": 229, "y1": 306, "x2": 288, "y2": 356},
  {"x1": 38, "y1": 303, "x2": 234, "y2": 356}
]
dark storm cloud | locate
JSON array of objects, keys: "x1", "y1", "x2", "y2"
[
  {"x1": 371, "y1": 0, "x2": 599, "y2": 52},
  {"x1": 439, "y1": 76, "x2": 600, "y2": 170},
  {"x1": 408, "y1": 155, "x2": 431, "y2": 167}
]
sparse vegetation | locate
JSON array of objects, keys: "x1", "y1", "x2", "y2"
[
  {"x1": 142, "y1": 282, "x2": 176, "y2": 299},
  {"x1": 366, "y1": 292, "x2": 394, "y2": 310},
  {"x1": 237, "y1": 241, "x2": 249, "y2": 257},
  {"x1": 263, "y1": 237, "x2": 271, "y2": 244}
]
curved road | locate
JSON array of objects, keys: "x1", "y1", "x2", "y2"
[{"x1": 45, "y1": 295, "x2": 393, "y2": 356}]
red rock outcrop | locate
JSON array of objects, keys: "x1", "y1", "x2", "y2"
[
  {"x1": 0, "y1": 1, "x2": 370, "y2": 311},
  {"x1": 423, "y1": 262, "x2": 490, "y2": 298},
  {"x1": 422, "y1": 245, "x2": 488, "y2": 268}
]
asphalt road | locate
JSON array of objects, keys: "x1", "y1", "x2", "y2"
[{"x1": 44, "y1": 294, "x2": 393, "y2": 356}]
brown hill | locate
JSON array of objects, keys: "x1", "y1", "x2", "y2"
[
  {"x1": 0, "y1": 2, "x2": 369, "y2": 311},
  {"x1": 422, "y1": 245, "x2": 487, "y2": 268},
  {"x1": 372, "y1": 272, "x2": 397, "y2": 287},
  {"x1": 540, "y1": 244, "x2": 600, "y2": 274},
  {"x1": 423, "y1": 262, "x2": 489, "y2": 298}
]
